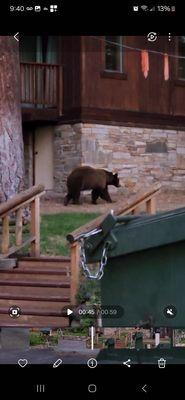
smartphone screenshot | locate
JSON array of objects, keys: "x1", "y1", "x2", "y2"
[{"x1": 0, "y1": 0, "x2": 184, "y2": 396}]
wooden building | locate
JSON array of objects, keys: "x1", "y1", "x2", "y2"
[{"x1": 20, "y1": 36, "x2": 185, "y2": 194}]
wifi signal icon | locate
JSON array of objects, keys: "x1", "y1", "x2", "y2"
[{"x1": 141, "y1": 5, "x2": 148, "y2": 11}]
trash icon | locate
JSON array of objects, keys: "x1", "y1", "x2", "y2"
[{"x1": 158, "y1": 357, "x2": 166, "y2": 368}]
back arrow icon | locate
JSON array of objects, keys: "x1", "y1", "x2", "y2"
[
  {"x1": 142, "y1": 384, "x2": 148, "y2": 393},
  {"x1": 14, "y1": 33, "x2": 19, "y2": 42}
]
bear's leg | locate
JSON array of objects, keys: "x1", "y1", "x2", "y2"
[
  {"x1": 63, "y1": 193, "x2": 72, "y2": 206},
  {"x1": 100, "y1": 188, "x2": 112, "y2": 203},
  {"x1": 72, "y1": 191, "x2": 81, "y2": 204},
  {"x1": 91, "y1": 189, "x2": 100, "y2": 204}
]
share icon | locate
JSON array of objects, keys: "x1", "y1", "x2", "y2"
[{"x1": 123, "y1": 358, "x2": 131, "y2": 368}]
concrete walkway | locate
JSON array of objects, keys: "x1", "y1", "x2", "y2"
[{"x1": 55, "y1": 338, "x2": 99, "y2": 355}]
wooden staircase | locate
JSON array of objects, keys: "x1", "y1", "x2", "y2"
[
  {"x1": 0, "y1": 183, "x2": 161, "y2": 329},
  {"x1": 0, "y1": 256, "x2": 71, "y2": 327},
  {"x1": 0, "y1": 185, "x2": 80, "y2": 329}
]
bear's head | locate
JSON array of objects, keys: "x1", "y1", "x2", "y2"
[{"x1": 109, "y1": 172, "x2": 121, "y2": 187}]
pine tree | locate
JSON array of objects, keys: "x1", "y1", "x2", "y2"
[{"x1": 0, "y1": 36, "x2": 24, "y2": 201}]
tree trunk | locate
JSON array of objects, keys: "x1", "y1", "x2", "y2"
[{"x1": 0, "y1": 37, "x2": 24, "y2": 202}]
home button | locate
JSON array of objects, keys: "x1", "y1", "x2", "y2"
[{"x1": 88, "y1": 384, "x2": 97, "y2": 393}]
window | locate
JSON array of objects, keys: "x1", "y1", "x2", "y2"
[
  {"x1": 19, "y1": 36, "x2": 59, "y2": 64},
  {"x1": 177, "y1": 36, "x2": 185, "y2": 79},
  {"x1": 105, "y1": 36, "x2": 123, "y2": 72}
]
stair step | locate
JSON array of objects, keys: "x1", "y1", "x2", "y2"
[
  {"x1": 0, "y1": 314, "x2": 69, "y2": 328},
  {"x1": 0, "y1": 293, "x2": 70, "y2": 302},
  {"x1": 20, "y1": 256, "x2": 70, "y2": 262},
  {"x1": 18, "y1": 257, "x2": 71, "y2": 277},
  {"x1": 0, "y1": 307, "x2": 67, "y2": 317},
  {"x1": 0, "y1": 299, "x2": 70, "y2": 312},
  {"x1": 0, "y1": 280, "x2": 70, "y2": 288},
  {"x1": 18, "y1": 256, "x2": 70, "y2": 269},
  {"x1": 0, "y1": 273, "x2": 70, "y2": 285},
  {"x1": 0, "y1": 268, "x2": 70, "y2": 276},
  {"x1": 0, "y1": 259, "x2": 17, "y2": 269},
  {"x1": 0, "y1": 255, "x2": 72, "y2": 328},
  {"x1": 0, "y1": 285, "x2": 70, "y2": 299},
  {"x1": 18, "y1": 260, "x2": 70, "y2": 272}
]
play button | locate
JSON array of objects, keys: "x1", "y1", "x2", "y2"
[{"x1": 67, "y1": 308, "x2": 73, "y2": 316}]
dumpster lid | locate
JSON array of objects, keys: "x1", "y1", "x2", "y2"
[{"x1": 85, "y1": 206, "x2": 185, "y2": 260}]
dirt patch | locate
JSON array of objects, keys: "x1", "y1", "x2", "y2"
[{"x1": 41, "y1": 188, "x2": 185, "y2": 215}]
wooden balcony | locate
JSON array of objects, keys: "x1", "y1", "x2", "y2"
[{"x1": 20, "y1": 62, "x2": 63, "y2": 121}]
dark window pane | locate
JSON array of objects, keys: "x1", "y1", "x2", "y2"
[
  {"x1": 19, "y1": 36, "x2": 59, "y2": 64},
  {"x1": 105, "y1": 36, "x2": 123, "y2": 72},
  {"x1": 19, "y1": 36, "x2": 37, "y2": 62},
  {"x1": 178, "y1": 36, "x2": 185, "y2": 79}
]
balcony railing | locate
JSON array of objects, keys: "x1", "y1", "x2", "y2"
[{"x1": 20, "y1": 62, "x2": 63, "y2": 115}]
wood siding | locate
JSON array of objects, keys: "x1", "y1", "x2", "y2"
[
  {"x1": 82, "y1": 36, "x2": 185, "y2": 115},
  {"x1": 60, "y1": 36, "x2": 185, "y2": 127},
  {"x1": 21, "y1": 36, "x2": 185, "y2": 126},
  {"x1": 61, "y1": 36, "x2": 82, "y2": 114}
]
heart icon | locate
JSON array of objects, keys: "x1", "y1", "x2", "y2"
[{"x1": 18, "y1": 359, "x2": 28, "y2": 368}]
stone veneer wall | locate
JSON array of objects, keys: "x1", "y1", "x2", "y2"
[
  {"x1": 53, "y1": 124, "x2": 82, "y2": 193},
  {"x1": 54, "y1": 123, "x2": 185, "y2": 194}
]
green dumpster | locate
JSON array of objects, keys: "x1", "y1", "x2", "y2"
[{"x1": 79, "y1": 207, "x2": 185, "y2": 363}]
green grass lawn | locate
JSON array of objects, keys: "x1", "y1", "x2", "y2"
[{"x1": 40, "y1": 213, "x2": 99, "y2": 256}]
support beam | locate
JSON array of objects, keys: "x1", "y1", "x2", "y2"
[
  {"x1": 1, "y1": 216, "x2": 9, "y2": 254},
  {"x1": 15, "y1": 208, "x2": 23, "y2": 246},
  {"x1": 146, "y1": 197, "x2": 156, "y2": 214},
  {"x1": 70, "y1": 243, "x2": 80, "y2": 305},
  {"x1": 30, "y1": 196, "x2": 40, "y2": 257}
]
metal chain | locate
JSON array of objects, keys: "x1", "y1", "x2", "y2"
[
  {"x1": 75, "y1": 227, "x2": 102, "y2": 242},
  {"x1": 79, "y1": 238, "x2": 110, "y2": 280}
]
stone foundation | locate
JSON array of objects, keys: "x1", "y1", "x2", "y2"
[
  {"x1": 53, "y1": 123, "x2": 185, "y2": 194},
  {"x1": 53, "y1": 124, "x2": 82, "y2": 194}
]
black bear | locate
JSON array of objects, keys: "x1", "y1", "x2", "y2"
[{"x1": 64, "y1": 166, "x2": 121, "y2": 205}]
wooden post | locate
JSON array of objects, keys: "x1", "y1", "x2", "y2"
[
  {"x1": 30, "y1": 195, "x2": 40, "y2": 257},
  {"x1": 2, "y1": 215, "x2": 10, "y2": 254},
  {"x1": 15, "y1": 208, "x2": 23, "y2": 246},
  {"x1": 70, "y1": 243, "x2": 80, "y2": 305},
  {"x1": 58, "y1": 65, "x2": 63, "y2": 116},
  {"x1": 146, "y1": 197, "x2": 156, "y2": 214}
]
